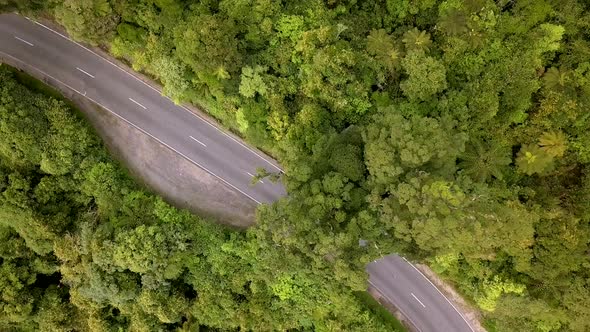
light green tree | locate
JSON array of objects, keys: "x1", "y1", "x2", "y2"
[
  {"x1": 400, "y1": 51, "x2": 447, "y2": 100},
  {"x1": 516, "y1": 144, "x2": 554, "y2": 175},
  {"x1": 402, "y1": 28, "x2": 432, "y2": 52},
  {"x1": 239, "y1": 66, "x2": 269, "y2": 98},
  {"x1": 539, "y1": 131, "x2": 567, "y2": 157}
]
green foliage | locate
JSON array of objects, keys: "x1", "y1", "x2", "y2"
[
  {"x1": 151, "y1": 56, "x2": 193, "y2": 104},
  {"x1": 11, "y1": 0, "x2": 590, "y2": 330},
  {"x1": 174, "y1": 13, "x2": 242, "y2": 80},
  {"x1": 239, "y1": 65, "x2": 269, "y2": 98},
  {"x1": 459, "y1": 140, "x2": 511, "y2": 182},
  {"x1": 364, "y1": 109, "x2": 465, "y2": 188},
  {"x1": 0, "y1": 65, "x2": 400, "y2": 331},
  {"x1": 516, "y1": 144, "x2": 555, "y2": 175},
  {"x1": 329, "y1": 143, "x2": 365, "y2": 182},
  {"x1": 539, "y1": 131, "x2": 567, "y2": 157},
  {"x1": 400, "y1": 51, "x2": 448, "y2": 100},
  {"x1": 0, "y1": 0, "x2": 47, "y2": 12},
  {"x1": 402, "y1": 28, "x2": 432, "y2": 52},
  {"x1": 54, "y1": 0, "x2": 120, "y2": 44},
  {"x1": 367, "y1": 29, "x2": 401, "y2": 72},
  {"x1": 544, "y1": 67, "x2": 571, "y2": 90},
  {"x1": 438, "y1": 9, "x2": 468, "y2": 35},
  {"x1": 475, "y1": 276, "x2": 526, "y2": 312}
]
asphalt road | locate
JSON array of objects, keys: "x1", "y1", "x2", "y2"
[
  {"x1": 0, "y1": 13, "x2": 286, "y2": 204},
  {"x1": 0, "y1": 13, "x2": 476, "y2": 332},
  {"x1": 368, "y1": 255, "x2": 474, "y2": 332}
]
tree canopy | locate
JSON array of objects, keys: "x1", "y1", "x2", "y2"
[{"x1": 3, "y1": 0, "x2": 590, "y2": 330}]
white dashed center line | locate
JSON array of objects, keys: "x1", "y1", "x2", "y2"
[
  {"x1": 14, "y1": 36, "x2": 34, "y2": 46},
  {"x1": 128, "y1": 98, "x2": 147, "y2": 110},
  {"x1": 247, "y1": 172, "x2": 264, "y2": 184},
  {"x1": 189, "y1": 136, "x2": 207, "y2": 147},
  {"x1": 10, "y1": 17, "x2": 268, "y2": 206},
  {"x1": 76, "y1": 67, "x2": 95, "y2": 78},
  {"x1": 411, "y1": 293, "x2": 426, "y2": 308}
]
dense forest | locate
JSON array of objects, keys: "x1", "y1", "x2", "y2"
[
  {"x1": 0, "y1": 66, "x2": 400, "y2": 330},
  {"x1": 1, "y1": 0, "x2": 590, "y2": 331}
]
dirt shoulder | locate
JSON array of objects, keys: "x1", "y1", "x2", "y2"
[
  {"x1": 368, "y1": 263, "x2": 487, "y2": 332},
  {"x1": 1, "y1": 57, "x2": 256, "y2": 229},
  {"x1": 367, "y1": 285, "x2": 417, "y2": 331},
  {"x1": 414, "y1": 264, "x2": 487, "y2": 332}
]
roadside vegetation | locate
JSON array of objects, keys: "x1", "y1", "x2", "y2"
[
  {"x1": 1, "y1": 0, "x2": 590, "y2": 331},
  {"x1": 0, "y1": 65, "x2": 402, "y2": 330}
]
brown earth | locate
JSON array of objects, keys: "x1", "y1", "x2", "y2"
[{"x1": 0, "y1": 56, "x2": 256, "y2": 228}]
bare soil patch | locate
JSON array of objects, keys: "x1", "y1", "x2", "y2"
[{"x1": 1, "y1": 56, "x2": 256, "y2": 228}]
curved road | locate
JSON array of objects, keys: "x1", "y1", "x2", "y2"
[
  {"x1": 368, "y1": 255, "x2": 474, "y2": 332},
  {"x1": 0, "y1": 13, "x2": 475, "y2": 332},
  {"x1": 0, "y1": 13, "x2": 285, "y2": 204}
]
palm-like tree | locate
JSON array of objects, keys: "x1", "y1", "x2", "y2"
[
  {"x1": 539, "y1": 131, "x2": 567, "y2": 157},
  {"x1": 367, "y1": 29, "x2": 401, "y2": 71},
  {"x1": 367, "y1": 29, "x2": 394, "y2": 55},
  {"x1": 543, "y1": 67, "x2": 570, "y2": 90},
  {"x1": 402, "y1": 28, "x2": 432, "y2": 52},
  {"x1": 459, "y1": 139, "x2": 511, "y2": 182},
  {"x1": 516, "y1": 144, "x2": 555, "y2": 176}
]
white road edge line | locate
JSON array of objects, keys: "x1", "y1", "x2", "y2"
[
  {"x1": 367, "y1": 279, "x2": 423, "y2": 332},
  {"x1": 128, "y1": 98, "x2": 147, "y2": 110},
  {"x1": 14, "y1": 36, "x2": 34, "y2": 46},
  {"x1": 76, "y1": 67, "x2": 95, "y2": 78},
  {"x1": 246, "y1": 172, "x2": 264, "y2": 184},
  {"x1": 189, "y1": 136, "x2": 207, "y2": 147},
  {"x1": 0, "y1": 51, "x2": 84, "y2": 95},
  {"x1": 180, "y1": 105, "x2": 285, "y2": 174},
  {"x1": 411, "y1": 293, "x2": 426, "y2": 308},
  {"x1": 31, "y1": 19, "x2": 284, "y2": 174},
  {"x1": 0, "y1": 50, "x2": 262, "y2": 205},
  {"x1": 402, "y1": 257, "x2": 476, "y2": 332}
]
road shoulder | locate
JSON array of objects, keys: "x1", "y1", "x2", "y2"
[
  {"x1": 414, "y1": 264, "x2": 487, "y2": 332},
  {"x1": 0, "y1": 58, "x2": 257, "y2": 228},
  {"x1": 367, "y1": 285, "x2": 418, "y2": 331}
]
